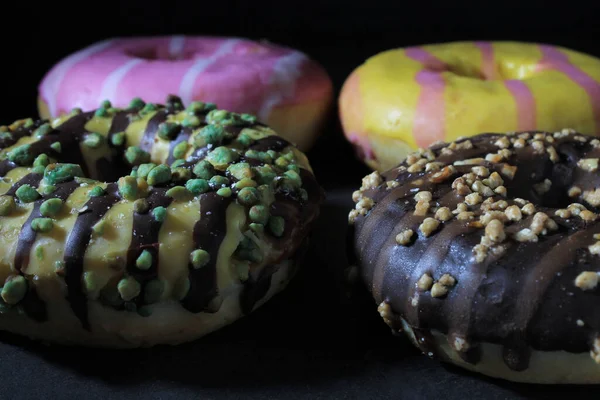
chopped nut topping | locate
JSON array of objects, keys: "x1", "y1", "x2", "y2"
[
  {"x1": 419, "y1": 218, "x2": 440, "y2": 237},
  {"x1": 457, "y1": 211, "x2": 475, "y2": 220},
  {"x1": 588, "y1": 241, "x2": 600, "y2": 255},
  {"x1": 521, "y1": 203, "x2": 536, "y2": 215},
  {"x1": 574, "y1": 271, "x2": 599, "y2": 290},
  {"x1": 514, "y1": 228, "x2": 538, "y2": 242},
  {"x1": 484, "y1": 172, "x2": 504, "y2": 189},
  {"x1": 473, "y1": 244, "x2": 488, "y2": 263},
  {"x1": 454, "y1": 158, "x2": 485, "y2": 166},
  {"x1": 438, "y1": 274, "x2": 456, "y2": 287},
  {"x1": 434, "y1": 207, "x2": 452, "y2": 222},
  {"x1": 414, "y1": 200, "x2": 431, "y2": 216},
  {"x1": 414, "y1": 191, "x2": 432, "y2": 202},
  {"x1": 480, "y1": 211, "x2": 507, "y2": 225},
  {"x1": 471, "y1": 181, "x2": 494, "y2": 197},
  {"x1": 578, "y1": 158, "x2": 599, "y2": 172},
  {"x1": 494, "y1": 137, "x2": 511, "y2": 149},
  {"x1": 505, "y1": 205, "x2": 522, "y2": 221},
  {"x1": 555, "y1": 209, "x2": 571, "y2": 219},
  {"x1": 471, "y1": 166, "x2": 490, "y2": 177},
  {"x1": 453, "y1": 203, "x2": 468, "y2": 214},
  {"x1": 568, "y1": 186, "x2": 582, "y2": 198},
  {"x1": 583, "y1": 189, "x2": 600, "y2": 207},
  {"x1": 395, "y1": 229, "x2": 414, "y2": 245},
  {"x1": 417, "y1": 273, "x2": 434, "y2": 291},
  {"x1": 465, "y1": 192, "x2": 482, "y2": 206},
  {"x1": 531, "y1": 140, "x2": 545, "y2": 153},
  {"x1": 530, "y1": 212, "x2": 549, "y2": 235},
  {"x1": 430, "y1": 282, "x2": 449, "y2": 298},
  {"x1": 352, "y1": 190, "x2": 362, "y2": 202},
  {"x1": 485, "y1": 219, "x2": 506, "y2": 243},
  {"x1": 513, "y1": 138, "x2": 526, "y2": 148},
  {"x1": 533, "y1": 179, "x2": 552, "y2": 195},
  {"x1": 485, "y1": 153, "x2": 503, "y2": 163},
  {"x1": 500, "y1": 164, "x2": 517, "y2": 179},
  {"x1": 361, "y1": 172, "x2": 382, "y2": 191},
  {"x1": 425, "y1": 162, "x2": 443, "y2": 172},
  {"x1": 577, "y1": 319, "x2": 585, "y2": 327},
  {"x1": 386, "y1": 180, "x2": 400, "y2": 189},
  {"x1": 377, "y1": 301, "x2": 393, "y2": 327},
  {"x1": 430, "y1": 166, "x2": 457, "y2": 183},
  {"x1": 580, "y1": 210, "x2": 598, "y2": 222},
  {"x1": 591, "y1": 338, "x2": 600, "y2": 364},
  {"x1": 546, "y1": 146, "x2": 559, "y2": 162}
]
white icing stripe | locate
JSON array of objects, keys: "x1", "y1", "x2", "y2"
[
  {"x1": 42, "y1": 39, "x2": 114, "y2": 117},
  {"x1": 99, "y1": 59, "x2": 144, "y2": 104},
  {"x1": 257, "y1": 51, "x2": 307, "y2": 122},
  {"x1": 178, "y1": 39, "x2": 241, "y2": 106},
  {"x1": 169, "y1": 36, "x2": 186, "y2": 58}
]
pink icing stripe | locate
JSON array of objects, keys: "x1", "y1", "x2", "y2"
[
  {"x1": 475, "y1": 41, "x2": 495, "y2": 79},
  {"x1": 505, "y1": 80, "x2": 537, "y2": 130},
  {"x1": 537, "y1": 45, "x2": 600, "y2": 131},
  {"x1": 99, "y1": 59, "x2": 144, "y2": 103},
  {"x1": 40, "y1": 39, "x2": 114, "y2": 116},
  {"x1": 405, "y1": 47, "x2": 447, "y2": 148}
]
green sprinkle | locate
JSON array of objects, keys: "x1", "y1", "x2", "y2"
[
  {"x1": 50, "y1": 142, "x2": 62, "y2": 153},
  {"x1": 193, "y1": 160, "x2": 215, "y2": 179},
  {"x1": 283, "y1": 151, "x2": 295, "y2": 161},
  {"x1": 227, "y1": 162, "x2": 253, "y2": 181},
  {"x1": 31, "y1": 166, "x2": 45, "y2": 175},
  {"x1": 182, "y1": 115, "x2": 201, "y2": 128},
  {"x1": 136, "y1": 163, "x2": 157, "y2": 180},
  {"x1": 133, "y1": 198, "x2": 150, "y2": 214},
  {"x1": 217, "y1": 187, "x2": 232, "y2": 197},
  {"x1": 206, "y1": 146, "x2": 238, "y2": 170},
  {"x1": 7, "y1": 144, "x2": 33, "y2": 166},
  {"x1": 136, "y1": 250, "x2": 153, "y2": 270},
  {"x1": 0, "y1": 131, "x2": 12, "y2": 140},
  {"x1": 1, "y1": 276, "x2": 27, "y2": 305},
  {"x1": 244, "y1": 149, "x2": 261, "y2": 160},
  {"x1": 206, "y1": 109, "x2": 231, "y2": 124},
  {"x1": 240, "y1": 113, "x2": 257, "y2": 124},
  {"x1": 92, "y1": 219, "x2": 105, "y2": 236},
  {"x1": 129, "y1": 97, "x2": 145, "y2": 109},
  {"x1": 0, "y1": 196, "x2": 15, "y2": 216},
  {"x1": 125, "y1": 146, "x2": 151, "y2": 166},
  {"x1": 144, "y1": 279, "x2": 164, "y2": 304},
  {"x1": 194, "y1": 125, "x2": 224, "y2": 147},
  {"x1": 75, "y1": 176, "x2": 96, "y2": 185},
  {"x1": 166, "y1": 186, "x2": 191, "y2": 201},
  {"x1": 31, "y1": 218, "x2": 54, "y2": 233},
  {"x1": 117, "y1": 276, "x2": 141, "y2": 301},
  {"x1": 268, "y1": 216, "x2": 285, "y2": 237},
  {"x1": 171, "y1": 167, "x2": 191, "y2": 182},
  {"x1": 33, "y1": 154, "x2": 49, "y2": 168},
  {"x1": 283, "y1": 170, "x2": 302, "y2": 187},
  {"x1": 249, "y1": 205, "x2": 269, "y2": 224},
  {"x1": 101, "y1": 100, "x2": 112, "y2": 109},
  {"x1": 267, "y1": 150, "x2": 278, "y2": 160},
  {"x1": 40, "y1": 198, "x2": 63, "y2": 217},
  {"x1": 187, "y1": 101, "x2": 207, "y2": 114},
  {"x1": 88, "y1": 186, "x2": 106, "y2": 197},
  {"x1": 157, "y1": 122, "x2": 180, "y2": 140},
  {"x1": 111, "y1": 132, "x2": 126, "y2": 147},
  {"x1": 190, "y1": 249, "x2": 210, "y2": 269},
  {"x1": 236, "y1": 132, "x2": 253, "y2": 147},
  {"x1": 83, "y1": 132, "x2": 104, "y2": 148},
  {"x1": 15, "y1": 184, "x2": 40, "y2": 203},
  {"x1": 141, "y1": 103, "x2": 158, "y2": 114},
  {"x1": 94, "y1": 107, "x2": 109, "y2": 117},
  {"x1": 173, "y1": 141, "x2": 189, "y2": 159},
  {"x1": 171, "y1": 159, "x2": 185, "y2": 169},
  {"x1": 152, "y1": 206, "x2": 167, "y2": 222},
  {"x1": 275, "y1": 156, "x2": 289, "y2": 168},
  {"x1": 35, "y1": 246, "x2": 44, "y2": 261},
  {"x1": 117, "y1": 176, "x2": 138, "y2": 201},
  {"x1": 234, "y1": 178, "x2": 257, "y2": 189},
  {"x1": 209, "y1": 175, "x2": 230, "y2": 188},
  {"x1": 287, "y1": 164, "x2": 300, "y2": 173},
  {"x1": 237, "y1": 187, "x2": 259, "y2": 206},
  {"x1": 249, "y1": 223, "x2": 264, "y2": 234},
  {"x1": 33, "y1": 123, "x2": 53, "y2": 139},
  {"x1": 44, "y1": 163, "x2": 84, "y2": 184},
  {"x1": 147, "y1": 164, "x2": 172, "y2": 186},
  {"x1": 40, "y1": 184, "x2": 57, "y2": 195},
  {"x1": 185, "y1": 179, "x2": 209, "y2": 195},
  {"x1": 23, "y1": 119, "x2": 35, "y2": 128},
  {"x1": 69, "y1": 107, "x2": 83, "y2": 116},
  {"x1": 83, "y1": 271, "x2": 100, "y2": 294},
  {"x1": 253, "y1": 165, "x2": 276, "y2": 185}
]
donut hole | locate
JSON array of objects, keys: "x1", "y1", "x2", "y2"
[{"x1": 125, "y1": 46, "x2": 194, "y2": 61}]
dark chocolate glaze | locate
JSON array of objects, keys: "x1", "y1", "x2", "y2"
[
  {"x1": 4, "y1": 173, "x2": 43, "y2": 197},
  {"x1": 352, "y1": 131, "x2": 600, "y2": 370},
  {"x1": 249, "y1": 135, "x2": 290, "y2": 152},
  {"x1": 0, "y1": 121, "x2": 41, "y2": 148},
  {"x1": 181, "y1": 193, "x2": 232, "y2": 313},
  {"x1": 63, "y1": 183, "x2": 121, "y2": 330},
  {"x1": 125, "y1": 188, "x2": 173, "y2": 308},
  {"x1": 138, "y1": 110, "x2": 168, "y2": 153}
]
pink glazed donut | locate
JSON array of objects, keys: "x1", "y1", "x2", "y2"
[{"x1": 37, "y1": 35, "x2": 333, "y2": 151}]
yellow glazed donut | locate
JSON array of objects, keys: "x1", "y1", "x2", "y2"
[{"x1": 339, "y1": 41, "x2": 600, "y2": 171}]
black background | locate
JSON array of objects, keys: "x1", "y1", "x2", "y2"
[{"x1": 1, "y1": 1, "x2": 600, "y2": 398}]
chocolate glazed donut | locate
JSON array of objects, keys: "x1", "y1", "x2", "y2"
[
  {"x1": 0, "y1": 95, "x2": 323, "y2": 348},
  {"x1": 349, "y1": 130, "x2": 600, "y2": 384}
]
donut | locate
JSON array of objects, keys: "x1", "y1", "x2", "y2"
[
  {"x1": 0, "y1": 95, "x2": 323, "y2": 348},
  {"x1": 37, "y1": 36, "x2": 333, "y2": 152},
  {"x1": 348, "y1": 129, "x2": 600, "y2": 384},
  {"x1": 339, "y1": 41, "x2": 600, "y2": 171}
]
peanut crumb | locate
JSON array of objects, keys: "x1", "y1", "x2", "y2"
[
  {"x1": 583, "y1": 189, "x2": 600, "y2": 207},
  {"x1": 430, "y1": 282, "x2": 449, "y2": 298},
  {"x1": 521, "y1": 203, "x2": 536, "y2": 215},
  {"x1": 514, "y1": 228, "x2": 538, "y2": 242},
  {"x1": 568, "y1": 186, "x2": 582, "y2": 198},
  {"x1": 414, "y1": 191, "x2": 432, "y2": 202},
  {"x1": 465, "y1": 192, "x2": 483, "y2": 206},
  {"x1": 533, "y1": 179, "x2": 552, "y2": 195},
  {"x1": 419, "y1": 218, "x2": 440, "y2": 237},
  {"x1": 361, "y1": 172, "x2": 382, "y2": 191},
  {"x1": 417, "y1": 273, "x2": 434, "y2": 291},
  {"x1": 485, "y1": 219, "x2": 506, "y2": 243},
  {"x1": 574, "y1": 271, "x2": 599, "y2": 290},
  {"x1": 386, "y1": 180, "x2": 400, "y2": 189},
  {"x1": 588, "y1": 242, "x2": 600, "y2": 255},
  {"x1": 434, "y1": 207, "x2": 452, "y2": 222},
  {"x1": 578, "y1": 158, "x2": 599, "y2": 172},
  {"x1": 505, "y1": 205, "x2": 522, "y2": 221},
  {"x1": 471, "y1": 166, "x2": 490, "y2": 177},
  {"x1": 377, "y1": 301, "x2": 393, "y2": 327},
  {"x1": 395, "y1": 229, "x2": 414, "y2": 246},
  {"x1": 414, "y1": 200, "x2": 431, "y2": 216},
  {"x1": 494, "y1": 137, "x2": 511, "y2": 149},
  {"x1": 438, "y1": 274, "x2": 456, "y2": 287},
  {"x1": 555, "y1": 209, "x2": 571, "y2": 219},
  {"x1": 577, "y1": 319, "x2": 585, "y2": 327}
]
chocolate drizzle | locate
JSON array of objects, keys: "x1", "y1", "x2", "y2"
[
  {"x1": 138, "y1": 110, "x2": 168, "y2": 153},
  {"x1": 181, "y1": 193, "x2": 232, "y2": 313},
  {"x1": 125, "y1": 188, "x2": 173, "y2": 307},
  {"x1": 167, "y1": 128, "x2": 191, "y2": 165},
  {"x1": 352, "y1": 131, "x2": 600, "y2": 371},
  {"x1": 63, "y1": 183, "x2": 121, "y2": 330}
]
